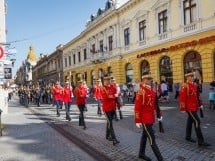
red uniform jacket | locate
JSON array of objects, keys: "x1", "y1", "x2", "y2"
[
  {"x1": 63, "y1": 86, "x2": 72, "y2": 103},
  {"x1": 52, "y1": 85, "x2": 63, "y2": 101},
  {"x1": 75, "y1": 86, "x2": 87, "y2": 105},
  {"x1": 101, "y1": 85, "x2": 116, "y2": 112},
  {"x1": 134, "y1": 85, "x2": 156, "y2": 124},
  {"x1": 179, "y1": 82, "x2": 199, "y2": 112},
  {"x1": 93, "y1": 85, "x2": 102, "y2": 100}
]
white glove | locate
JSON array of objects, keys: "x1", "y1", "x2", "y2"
[
  {"x1": 158, "y1": 116, "x2": 163, "y2": 122},
  {"x1": 200, "y1": 105, "x2": 204, "y2": 109},
  {"x1": 136, "y1": 123, "x2": 142, "y2": 128}
]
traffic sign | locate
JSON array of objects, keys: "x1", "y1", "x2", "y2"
[{"x1": 0, "y1": 46, "x2": 4, "y2": 59}]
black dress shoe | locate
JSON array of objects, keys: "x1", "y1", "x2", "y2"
[
  {"x1": 198, "y1": 142, "x2": 211, "y2": 147},
  {"x1": 186, "y1": 138, "x2": 196, "y2": 143},
  {"x1": 106, "y1": 137, "x2": 113, "y2": 141},
  {"x1": 113, "y1": 139, "x2": 120, "y2": 146},
  {"x1": 139, "y1": 155, "x2": 152, "y2": 161}
]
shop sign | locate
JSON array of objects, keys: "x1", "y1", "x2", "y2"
[{"x1": 137, "y1": 35, "x2": 215, "y2": 58}]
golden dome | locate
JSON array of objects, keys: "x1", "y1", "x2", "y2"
[{"x1": 27, "y1": 46, "x2": 36, "y2": 62}]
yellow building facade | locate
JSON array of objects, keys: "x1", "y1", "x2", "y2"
[{"x1": 62, "y1": 0, "x2": 215, "y2": 95}]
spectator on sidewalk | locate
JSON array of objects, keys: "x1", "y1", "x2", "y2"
[
  {"x1": 174, "y1": 83, "x2": 180, "y2": 99},
  {"x1": 133, "y1": 79, "x2": 140, "y2": 103},
  {"x1": 134, "y1": 74, "x2": 163, "y2": 161},
  {"x1": 179, "y1": 72, "x2": 210, "y2": 147}
]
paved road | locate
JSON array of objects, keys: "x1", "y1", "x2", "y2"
[
  {"x1": 1, "y1": 96, "x2": 215, "y2": 161},
  {"x1": 0, "y1": 98, "x2": 96, "y2": 161}
]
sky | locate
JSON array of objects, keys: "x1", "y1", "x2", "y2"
[{"x1": 5, "y1": 0, "x2": 107, "y2": 76}]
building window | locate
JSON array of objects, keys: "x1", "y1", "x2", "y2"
[
  {"x1": 99, "y1": 40, "x2": 103, "y2": 52},
  {"x1": 140, "y1": 60, "x2": 150, "y2": 76},
  {"x1": 78, "y1": 52, "x2": 81, "y2": 62},
  {"x1": 125, "y1": 63, "x2": 133, "y2": 83},
  {"x1": 183, "y1": 0, "x2": 197, "y2": 25},
  {"x1": 159, "y1": 56, "x2": 173, "y2": 91},
  {"x1": 124, "y1": 28, "x2": 130, "y2": 46},
  {"x1": 69, "y1": 56, "x2": 71, "y2": 66},
  {"x1": 84, "y1": 49, "x2": 87, "y2": 60},
  {"x1": 91, "y1": 44, "x2": 96, "y2": 54},
  {"x1": 139, "y1": 20, "x2": 146, "y2": 41},
  {"x1": 158, "y1": 10, "x2": 167, "y2": 34},
  {"x1": 184, "y1": 51, "x2": 202, "y2": 83},
  {"x1": 64, "y1": 58, "x2": 67, "y2": 67},
  {"x1": 108, "y1": 35, "x2": 113, "y2": 51},
  {"x1": 73, "y1": 54, "x2": 76, "y2": 64}
]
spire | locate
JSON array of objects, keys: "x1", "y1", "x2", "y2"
[
  {"x1": 27, "y1": 46, "x2": 37, "y2": 66},
  {"x1": 27, "y1": 46, "x2": 36, "y2": 62}
]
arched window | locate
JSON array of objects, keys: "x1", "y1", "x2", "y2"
[
  {"x1": 184, "y1": 51, "x2": 202, "y2": 81},
  {"x1": 140, "y1": 60, "x2": 150, "y2": 76},
  {"x1": 159, "y1": 56, "x2": 173, "y2": 91},
  {"x1": 125, "y1": 63, "x2": 133, "y2": 83}
]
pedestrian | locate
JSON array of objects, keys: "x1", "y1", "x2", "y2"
[
  {"x1": 134, "y1": 74, "x2": 163, "y2": 161},
  {"x1": 179, "y1": 72, "x2": 210, "y2": 147},
  {"x1": 74, "y1": 80, "x2": 87, "y2": 129},
  {"x1": 63, "y1": 80, "x2": 73, "y2": 121},
  {"x1": 93, "y1": 79, "x2": 103, "y2": 116},
  {"x1": 174, "y1": 82, "x2": 180, "y2": 99},
  {"x1": 101, "y1": 76, "x2": 120, "y2": 146},
  {"x1": 52, "y1": 81, "x2": 63, "y2": 117},
  {"x1": 133, "y1": 79, "x2": 140, "y2": 103}
]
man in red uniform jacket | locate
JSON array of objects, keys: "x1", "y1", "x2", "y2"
[
  {"x1": 135, "y1": 74, "x2": 163, "y2": 161},
  {"x1": 179, "y1": 72, "x2": 210, "y2": 147},
  {"x1": 52, "y1": 81, "x2": 63, "y2": 117},
  {"x1": 74, "y1": 80, "x2": 87, "y2": 129},
  {"x1": 101, "y1": 76, "x2": 120, "y2": 146},
  {"x1": 93, "y1": 79, "x2": 102, "y2": 116},
  {"x1": 63, "y1": 81, "x2": 72, "y2": 121}
]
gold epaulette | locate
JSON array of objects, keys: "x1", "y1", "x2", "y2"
[{"x1": 137, "y1": 88, "x2": 145, "y2": 95}]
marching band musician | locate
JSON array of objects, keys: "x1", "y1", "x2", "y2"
[
  {"x1": 52, "y1": 81, "x2": 63, "y2": 117},
  {"x1": 135, "y1": 74, "x2": 163, "y2": 161},
  {"x1": 101, "y1": 76, "x2": 120, "y2": 146},
  {"x1": 179, "y1": 72, "x2": 210, "y2": 147},
  {"x1": 62, "y1": 80, "x2": 73, "y2": 121},
  {"x1": 74, "y1": 80, "x2": 87, "y2": 130},
  {"x1": 93, "y1": 79, "x2": 103, "y2": 116}
]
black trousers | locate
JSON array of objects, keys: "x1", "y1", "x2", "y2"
[
  {"x1": 139, "y1": 124, "x2": 163, "y2": 161},
  {"x1": 186, "y1": 111, "x2": 204, "y2": 144},
  {"x1": 104, "y1": 110, "x2": 117, "y2": 140},
  {"x1": 78, "y1": 104, "x2": 86, "y2": 127}
]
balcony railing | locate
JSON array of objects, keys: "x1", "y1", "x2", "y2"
[
  {"x1": 184, "y1": 23, "x2": 197, "y2": 32},
  {"x1": 91, "y1": 51, "x2": 109, "y2": 64},
  {"x1": 158, "y1": 32, "x2": 168, "y2": 40}
]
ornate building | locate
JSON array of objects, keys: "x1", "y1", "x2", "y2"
[
  {"x1": 61, "y1": 0, "x2": 215, "y2": 101},
  {"x1": 32, "y1": 45, "x2": 63, "y2": 86},
  {"x1": 15, "y1": 46, "x2": 37, "y2": 85}
]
